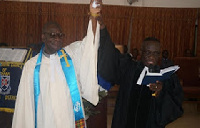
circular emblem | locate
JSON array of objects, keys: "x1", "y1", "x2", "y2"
[{"x1": 74, "y1": 101, "x2": 81, "y2": 112}]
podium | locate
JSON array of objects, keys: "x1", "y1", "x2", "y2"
[
  {"x1": 86, "y1": 96, "x2": 107, "y2": 128},
  {"x1": 0, "y1": 47, "x2": 32, "y2": 113}
]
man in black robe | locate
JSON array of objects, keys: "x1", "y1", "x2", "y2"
[{"x1": 97, "y1": 27, "x2": 184, "y2": 128}]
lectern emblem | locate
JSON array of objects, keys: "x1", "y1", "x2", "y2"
[{"x1": 0, "y1": 69, "x2": 11, "y2": 95}]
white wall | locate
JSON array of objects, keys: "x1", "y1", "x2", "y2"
[{"x1": 9, "y1": 0, "x2": 200, "y2": 8}]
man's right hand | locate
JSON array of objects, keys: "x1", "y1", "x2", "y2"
[{"x1": 90, "y1": 0, "x2": 105, "y2": 29}]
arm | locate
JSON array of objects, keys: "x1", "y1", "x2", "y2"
[
  {"x1": 89, "y1": 0, "x2": 122, "y2": 84},
  {"x1": 89, "y1": 0, "x2": 105, "y2": 35},
  {"x1": 97, "y1": 27, "x2": 133, "y2": 85},
  {"x1": 75, "y1": 0, "x2": 103, "y2": 105}
]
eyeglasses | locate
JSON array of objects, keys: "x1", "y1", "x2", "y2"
[
  {"x1": 44, "y1": 32, "x2": 65, "y2": 39},
  {"x1": 142, "y1": 50, "x2": 160, "y2": 57}
]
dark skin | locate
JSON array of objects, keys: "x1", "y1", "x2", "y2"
[
  {"x1": 141, "y1": 41, "x2": 163, "y2": 97},
  {"x1": 41, "y1": 0, "x2": 103, "y2": 55},
  {"x1": 90, "y1": 0, "x2": 105, "y2": 32},
  {"x1": 92, "y1": 0, "x2": 162, "y2": 96},
  {"x1": 42, "y1": 24, "x2": 63, "y2": 54},
  {"x1": 94, "y1": 1, "x2": 162, "y2": 97}
]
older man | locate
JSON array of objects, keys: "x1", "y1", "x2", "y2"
[{"x1": 12, "y1": 1, "x2": 105, "y2": 128}]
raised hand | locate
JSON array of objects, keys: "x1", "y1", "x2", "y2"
[{"x1": 90, "y1": 0, "x2": 102, "y2": 18}]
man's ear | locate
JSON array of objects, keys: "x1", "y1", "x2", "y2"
[{"x1": 41, "y1": 34, "x2": 46, "y2": 42}]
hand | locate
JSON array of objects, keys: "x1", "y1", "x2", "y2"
[
  {"x1": 148, "y1": 81, "x2": 163, "y2": 97},
  {"x1": 90, "y1": 0, "x2": 105, "y2": 29},
  {"x1": 90, "y1": 0, "x2": 102, "y2": 17}
]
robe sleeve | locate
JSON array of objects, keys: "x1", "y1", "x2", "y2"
[
  {"x1": 78, "y1": 20, "x2": 100, "y2": 105},
  {"x1": 155, "y1": 73, "x2": 184, "y2": 127},
  {"x1": 12, "y1": 61, "x2": 35, "y2": 128},
  {"x1": 97, "y1": 28, "x2": 133, "y2": 85}
]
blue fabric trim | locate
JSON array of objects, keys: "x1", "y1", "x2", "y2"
[
  {"x1": 57, "y1": 49, "x2": 84, "y2": 121},
  {"x1": 33, "y1": 45, "x2": 44, "y2": 128},
  {"x1": 97, "y1": 74, "x2": 112, "y2": 90},
  {"x1": 34, "y1": 46, "x2": 84, "y2": 128}
]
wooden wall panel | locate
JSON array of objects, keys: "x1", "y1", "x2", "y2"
[
  {"x1": 197, "y1": 9, "x2": 200, "y2": 57},
  {"x1": 39, "y1": 3, "x2": 89, "y2": 46},
  {"x1": 0, "y1": 1, "x2": 199, "y2": 60},
  {"x1": 102, "y1": 5, "x2": 132, "y2": 45},
  {"x1": 0, "y1": 2, "x2": 5, "y2": 44},
  {"x1": 130, "y1": 7, "x2": 197, "y2": 59},
  {"x1": 26, "y1": 2, "x2": 41, "y2": 46},
  {"x1": 4, "y1": 2, "x2": 27, "y2": 46}
]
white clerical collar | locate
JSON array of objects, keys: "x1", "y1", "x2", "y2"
[
  {"x1": 43, "y1": 50, "x2": 50, "y2": 58},
  {"x1": 43, "y1": 51, "x2": 57, "y2": 58}
]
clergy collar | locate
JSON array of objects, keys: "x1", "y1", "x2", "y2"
[
  {"x1": 42, "y1": 48, "x2": 59, "y2": 58},
  {"x1": 43, "y1": 50, "x2": 53, "y2": 58}
]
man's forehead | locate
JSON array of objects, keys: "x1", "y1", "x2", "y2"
[
  {"x1": 47, "y1": 25, "x2": 61, "y2": 31},
  {"x1": 43, "y1": 23, "x2": 62, "y2": 33},
  {"x1": 143, "y1": 41, "x2": 160, "y2": 50}
]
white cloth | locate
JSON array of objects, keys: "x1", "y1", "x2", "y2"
[
  {"x1": 12, "y1": 20, "x2": 100, "y2": 128},
  {"x1": 136, "y1": 66, "x2": 148, "y2": 85}
]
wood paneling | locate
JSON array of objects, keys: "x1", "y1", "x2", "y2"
[
  {"x1": 0, "y1": 1, "x2": 199, "y2": 60},
  {"x1": 197, "y1": 9, "x2": 200, "y2": 57},
  {"x1": 130, "y1": 7, "x2": 198, "y2": 59}
]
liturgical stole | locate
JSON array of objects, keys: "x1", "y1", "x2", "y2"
[{"x1": 34, "y1": 46, "x2": 85, "y2": 128}]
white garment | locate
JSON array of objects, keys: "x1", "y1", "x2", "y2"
[{"x1": 12, "y1": 20, "x2": 100, "y2": 128}]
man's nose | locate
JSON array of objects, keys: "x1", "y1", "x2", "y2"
[
  {"x1": 147, "y1": 52, "x2": 155, "y2": 57},
  {"x1": 54, "y1": 35, "x2": 62, "y2": 40}
]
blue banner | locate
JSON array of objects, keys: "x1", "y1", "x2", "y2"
[
  {"x1": 0, "y1": 47, "x2": 32, "y2": 113},
  {"x1": 0, "y1": 64, "x2": 23, "y2": 112}
]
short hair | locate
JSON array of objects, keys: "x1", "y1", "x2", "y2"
[
  {"x1": 162, "y1": 50, "x2": 168, "y2": 54},
  {"x1": 143, "y1": 37, "x2": 160, "y2": 43},
  {"x1": 42, "y1": 21, "x2": 62, "y2": 33},
  {"x1": 141, "y1": 37, "x2": 160, "y2": 49}
]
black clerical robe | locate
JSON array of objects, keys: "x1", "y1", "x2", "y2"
[{"x1": 98, "y1": 28, "x2": 184, "y2": 128}]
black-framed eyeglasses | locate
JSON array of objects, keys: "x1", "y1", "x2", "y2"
[
  {"x1": 142, "y1": 50, "x2": 160, "y2": 57},
  {"x1": 44, "y1": 32, "x2": 65, "y2": 39}
]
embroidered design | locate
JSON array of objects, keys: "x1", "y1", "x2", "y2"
[
  {"x1": 74, "y1": 101, "x2": 81, "y2": 112},
  {"x1": 60, "y1": 49, "x2": 70, "y2": 67},
  {"x1": 0, "y1": 68, "x2": 11, "y2": 95},
  {"x1": 75, "y1": 118, "x2": 85, "y2": 128},
  {"x1": 34, "y1": 47, "x2": 86, "y2": 128}
]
